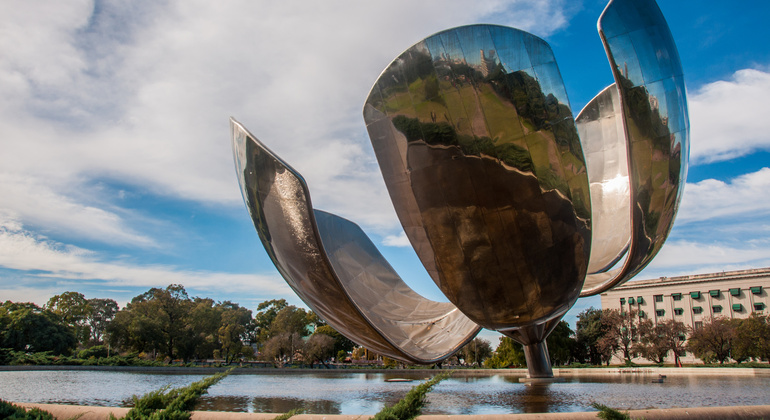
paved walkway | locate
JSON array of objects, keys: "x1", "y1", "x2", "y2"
[{"x1": 15, "y1": 403, "x2": 770, "y2": 420}]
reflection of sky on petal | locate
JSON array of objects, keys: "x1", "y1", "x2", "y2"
[{"x1": 598, "y1": 174, "x2": 630, "y2": 195}]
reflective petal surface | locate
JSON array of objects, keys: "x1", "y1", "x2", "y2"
[
  {"x1": 579, "y1": 0, "x2": 689, "y2": 296},
  {"x1": 232, "y1": 118, "x2": 479, "y2": 364},
  {"x1": 364, "y1": 25, "x2": 591, "y2": 332}
]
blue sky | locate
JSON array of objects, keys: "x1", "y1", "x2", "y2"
[{"x1": 2, "y1": 0, "x2": 770, "y2": 346}]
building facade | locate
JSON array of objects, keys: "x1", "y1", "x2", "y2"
[{"x1": 600, "y1": 267, "x2": 769, "y2": 363}]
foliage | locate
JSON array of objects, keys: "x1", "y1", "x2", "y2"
[
  {"x1": 598, "y1": 310, "x2": 640, "y2": 363},
  {"x1": 546, "y1": 321, "x2": 575, "y2": 366},
  {"x1": 0, "y1": 301, "x2": 77, "y2": 356},
  {"x1": 373, "y1": 372, "x2": 450, "y2": 420},
  {"x1": 0, "y1": 399, "x2": 55, "y2": 420},
  {"x1": 574, "y1": 307, "x2": 609, "y2": 365},
  {"x1": 459, "y1": 338, "x2": 492, "y2": 367},
  {"x1": 687, "y1": 317, "x2": 734, "y2": 364},
  {"x1": 116, "y1": 369, "x2": 232, "y2": 420},
  {"x1": 273, "y1": 408, "x2": 304, "y2": 420},
  {"x1": 484, "y1": 337, "x2": 525, "y2": 368},
  {"x1": 253, "y1": 299, "x2": 289, "y2": 344},
  {"x1": 303, "y1": 333, "x2": 335, "y2": 367},
  {"x1": 314, "y1": 325, "x2": 355, "y2": 356},
  {"x1": 634, "y1": 319, "x2": 689, "y2": 365},
  {"x1": 591, "y1": 402, "x2": 630, "y2": 420},
  {"x1": 731, "y1": 314, "x2": 770, "y2": 363}
]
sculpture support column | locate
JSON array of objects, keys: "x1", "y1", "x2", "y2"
[{"x1": 523, "y1": 341, "x2": 553, "y2": 378}]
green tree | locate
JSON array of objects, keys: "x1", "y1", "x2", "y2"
[
  {"x1": 46, "y1": 291, "x2": 91, "y2": 345},
  {"x1": 634, "y1": 319, "x2": 689, "y2": 365},
  {"x1": 303, "y1": 333, "x2": 335, "y2": 367},
  {"x1": 253, "y1": 299, "x2": 288, "y2": 344},
  {"x1": 547, "y1": 321, "x2": 575, "y2": 366},
  {"x1": 575, "y1": 307, "x2": 609, "y2": 365},
  {"x1": 687, "y1": 317, "x2": 733, "y2": 364},
  {"x1": 732, "y1": 314, "x2": 770, "y2": 362},
  {"x1": 217, "y1": 301, "x2": 253, "y2": 363},
  {"x1": 0, "y1": 301, "x2": 77, "y2": 355},
  {"x1": 484, "y1": 336, "x2": 525, "y2": 368},
  {"x1": 460, "y1": 338, "x2": 492, "y2": 367},
  {"x1": 86, "y1": 298, "x2": 118, "y2": 344},
  {"x1": 269, "y1": 306, "x2": 311, "y2": 338},
  {"x1": 314, "y1": 324, "x2": 355, "y2": 356}
]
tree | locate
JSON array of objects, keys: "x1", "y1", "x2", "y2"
[
  {"x1": 575, "y1": 307, "x2": 609, "y2": 365},
  {"x1": 732, "y1": 314, "x2": 770, "y2": 363},
  {"x1": 85, "y1": 298, "x2": 118, "y2": 344},
  {"x1": 0, "y1": 301, "x2": 77, "y2": 355},
  {"x1": 635, "y1": 319, "x2": 689, "y2": 365},
  {"x1": 484, "y1": 336, "x2": 525, "y2": 368},
  {"x1": 460, "y1": 338, "x2": 492, "y2": 366},
  {"x1": 304, "y1": 333, "x2": 335, "y2": 367},
  {"x1": 314, "y1": 325, "x2": 355, "y2": 356},
  {"x1": 46, "y1": 292, "x2": 91, "y2": 345},
  {"x1": 597, "y1": 309, "x2": 640, "y2": 363},
  {"x1": 547, "y1": 321, "x2": 576, "y2": 366},
  {"x1": 687, "y1": 317, "x2": 734, "y2": 364},
  {"x1": 253, "y1": 299, "x2": 288, "y2": 344},
  {"x1": 269, "y1": 306, "x2": 311, "y2": 338},
  {"x1": 261, "y1": 332, "x2": 303, "y2": 364},
  {"x1": 216, "y1": 301, "x2": 253, "y2": 363}
]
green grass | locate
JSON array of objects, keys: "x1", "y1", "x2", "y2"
[{"x1": 373, "y1": 372, "x2": 451, "y2": 420}]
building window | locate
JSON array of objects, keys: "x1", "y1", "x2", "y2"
[
  {"x1": 712, "y1": 305, "x2": 722, "y2": 313},
  {"x1": 656, "y1": 309, "x2": 665, "y2": 317},
  {"x1": 628, "y1": 297, "x2": 635, "y2": 305},
  {"x1": 620, "y1": 298, "x2": 626, "y2": 305},
  {"x1": 690, "y1": 291, "x2": 701, "y2": 299},
  {"x1": 674, "y1": 308, "x2": 683, "y2": 315},
  {"x1": 637, "y1": 296, "x2": 644, "y2": 304},
  {"x1": 754, "y1": 302, "x2": 766, "y2": 311},
  {"x1": 639, "y1": 310, "x2": 646, "y2": 318},
  {"x1": 751, "y1": 286, "x2": 763, "y2": 295},
  {"x1": 709, "y1": 290, "x2": 721, "y2": 298},
  {"x1": 732, "y1": 304, "x2": 744, "y2": 312},
  {"x1": 692, "y1": 306, "x2": 703, "y2": 314},
  {"x1": 654, "y1": 295, "x2": 663, "y2": 302},
  {"x1": 672, "y1": 293, "x2": 682, "y2": 301},
  {"x1": 730, "y1": 288, "x2": 741, "y2": 297},
  {"x1": 694, "y1": 321, "x2": 703, "y2": 330}
]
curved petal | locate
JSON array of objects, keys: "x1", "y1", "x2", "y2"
[
  {"x1": 580, "y1": 0, "x2": 689, "y2": 297},
  {"x1": 231, "y1": 118, "x2": 479, "y2": 364},
  {"x1": 363, "y1": 25, "x2": 591, "y2": 331}
]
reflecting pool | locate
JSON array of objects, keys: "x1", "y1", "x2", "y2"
[{"x1": 1, "y1": 370, "x2": 768, "y2": 415}]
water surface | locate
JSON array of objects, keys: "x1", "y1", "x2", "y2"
[{"x1": 1, "y1": 370, "x2": 768, "y2": 415}]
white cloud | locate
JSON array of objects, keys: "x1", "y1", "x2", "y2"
[
  {"x1": 0, "y1": 216, "x2": 291, "y2": 298},
  {"x1": 677, "y1": 167, "x2": 770, "y2": 223},
  {"x1": 0, "y1": 0, "x2": 575, "y2": 246},
  {"x1": 689, "y1": 68, "x2": 770, "y2": 164},
  {"x1": 383, "y1": 231, "x2": 412, "y2": 247}
]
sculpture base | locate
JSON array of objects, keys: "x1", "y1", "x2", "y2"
[
  {"x1": 523, "y1": 340, "x2": 554, "y2": 378},
  {"x1": 519, "y1": 377, "x2": 565, "y2": 384}
]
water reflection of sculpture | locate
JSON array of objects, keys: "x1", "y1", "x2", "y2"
[{"x1": 232, "y1": 0, "x2": 689, "y2": 378}]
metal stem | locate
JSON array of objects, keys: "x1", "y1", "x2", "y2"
[{"x1": 524, "y1": 340, "x2": 553, "y2": 378}]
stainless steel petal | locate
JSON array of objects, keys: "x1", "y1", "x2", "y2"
[
  {"x1": 232, "y1": 118, "x2": 480, "y2": 364},
  {"x1": 363, "y1": 25, "x2": 591, "y2": 332},
  {"x1": 576, "y1": 84, "x2": 631, "y2": 277},
  {"x1": 579, "y1": 0, "x2": 689, "y2": 297}
]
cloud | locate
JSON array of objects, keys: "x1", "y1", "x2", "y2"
[
  {"x1": 677, "y1": 167, "x2": 770, "y2": 223},
  {"x1": 689, "y1": 68, "x2": 770, "y2": 164},
  {"x1": 382, "y1": 232, "x2": 412, "y2": 247},
  {"x1": 0, "y1": 0, "x2": 576, "y2": 247},
  {"x1": 0, "y1": 215, "x2": 292, "y2": 299},
  {"x1": 638, "y1": 239, "x2": 770, "y2": 279}
]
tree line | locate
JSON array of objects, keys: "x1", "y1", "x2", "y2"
[{"x1": 3, "y1": 288, "x2": 768, "y2": 367}]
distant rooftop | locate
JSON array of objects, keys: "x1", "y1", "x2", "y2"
[{"x1": 602, "y1": 267, "x2": 770, "y2": 292}]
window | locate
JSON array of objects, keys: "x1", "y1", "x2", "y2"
[
  {"x1": 692, "y1": 306, "x2": 703, "y2": 314},
  {"x1": 656, "y1": 309, "x2": 665, "y2": 317},
  {"x1": 674, "y1": 308, "x2": 683, "y2": 315},
  {"x1": 639, "y1": 310, "x2": 646, "y2": 318},
  {"x1": 709, "y1": 290, "x2": 721, "y2": 298},
  {"x1": 732, "y1": 303, "x2": 744, "y2": 312},
  {"x1": 730, "y1": 288, "x2": 741, "y2": 297},
  {"x1": 654, "y1": 295, "x2": 663, "y2": 302},
  {"x1": 637, "y1": 296, "x2": 645, "y2": 304},
  {"x1": 712, "y1": 305, "x2": 722, "y2": 313},
  {"x1": 690, "y1": 291, "x2": 701, "y2": 299},
  {"x1": 620, "y1": 298, "x2": 626, "y2": 305},
  {"x1": 751, "y1": 286, "x2": 763, "y2": 295},
  {"x1": 694, "y1": 321, "x2": 703, "y2": 330},
  {"x1": 628, "y1": 297, "x2": 635, "y2": 305},
  {"x1": 672, "y1": 293, "x2": 682, "y2": 301},
  {"x1": 754, "y1": 302, "x2": 766, "y2": 311}
]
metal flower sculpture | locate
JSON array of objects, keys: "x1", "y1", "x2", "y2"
[{"x1": 233, "y1": 0, "x2": 688, "y2": 378}]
